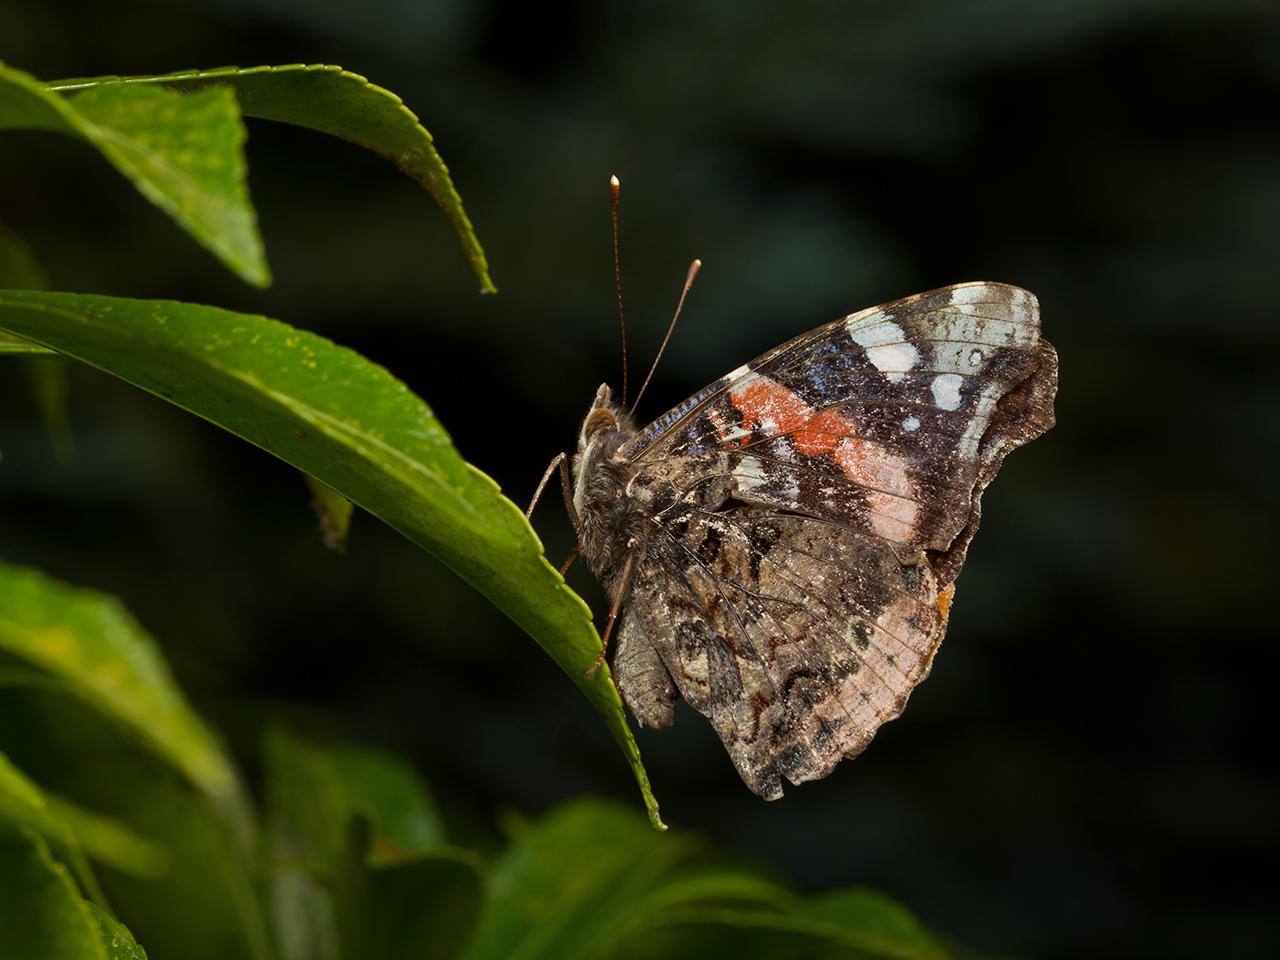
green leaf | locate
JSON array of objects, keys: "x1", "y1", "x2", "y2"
[
  {"x1": 0, "y1": 329, "x2": 50, "y2": 353},
  {"x1": 461, "y1": 800, "x2": 707, "y2": 960},
  {"x1": 330, "y1": 747, "x2": 445, "y2": 865},
  {"x1": 466, "y1": 799, "x2": 955, "y2": 960},
  {"x1": 265, "y1": 728, "x2": 445, "y2": 868},
  {"x1": 633, "y1": 901, "x2": 952, "y2": 960},
  {"x1": 0, "y1": 824, "x2": 106, "y2": 960},
  {"x1": 0, "y1": 560, "x2": 242, "y2": 810},
  {"x1": 0, "y1": 61, "x2": 267, "y2": 286},
  {"x1": 85, "y1": 903, "x2": 149, "y2": 960},
  {"x1": 0, "y1": 748, "x2": 68, "y2": 843},
  {"x1": 306, "y1": 475, "x2": 355, "y2": 553},
  {"x1": 47, "y1": 64, "x2": 496, "y2": 293},
  {"x1": 0, "y1": 290, "x2": 662, "y2": 828},
  {"x1": 336, "y1": 822, "x2": 485, "y2": 960},
  {"x1": 264, "y1": 731, "x2": 483, "y2": 960},
  {"x1": 0, "y1": 664, "x2": 67, "y2": 690},
  {"x1": 0, "y1": 675, "x2": 266, "y2": 960},
  {"x1": 0, "y1": 221, "x2": 49, "y2": 289},
  {"x1": 0, "y1": 222, "x2": 53, "y2": 354},
  {"x1": 794, "y1": 889, "x2": 952, "y2": 960},
  {"x1": 99, "y1": 778, "x2": 274, "y2": 960},
  {"x1": 0, "y1": 224, "x2": 74, "y2": 451},
  {"x1": 45, "y1": 797, "x2": 170, "y2": 879},
  {"x1": 24, "y1": 356, "x2": 75, "y2": 458},
  {"x1": 0, "y1": 749, "x2": 110, "y2": 906},
  {"x1": 624, "y1": 889, "x2": 954, "y2": 960},
  {"x1": 631, "y1": 907, "x2": 950, "y2": 960}
]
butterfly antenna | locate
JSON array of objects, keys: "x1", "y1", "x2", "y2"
[
  {"x1": 630, "y1": 258, "x2": 701, "y2": 417},
  {"x1": 610, "y1": 174, "x2": 629, "y2": 408}
]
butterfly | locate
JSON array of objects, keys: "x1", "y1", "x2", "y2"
[{"x1": 534, "y1": 279, "x2": 1057, "y2": 799}]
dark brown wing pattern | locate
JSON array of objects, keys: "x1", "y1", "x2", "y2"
[
  {"x1": 610, "y1": 282, "x2": 1057, "y2": 797},
  {"x1": 615, "y1": 507, "x2": 946, "y2": 799}
]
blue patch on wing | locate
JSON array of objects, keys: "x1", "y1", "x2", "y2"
[
  {"x1": 769, "y1": 334, "x2": 858, "y2": 403},
  {"x1": 625, "y1": 378, "x2": 729, "y2": 457}
]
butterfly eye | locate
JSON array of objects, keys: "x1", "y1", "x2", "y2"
[{"x1": 584, "y1": 408, "x2": 617, "y2": 438}]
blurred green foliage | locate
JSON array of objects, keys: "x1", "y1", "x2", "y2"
[
  {"x1": 0, "y1": 564, "x2": 963, "y2": 958},
  {"x1": 0, "y1": 560, "x2": 242, "y2": 808}
]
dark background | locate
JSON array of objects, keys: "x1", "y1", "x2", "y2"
[{"x1": 2, "y1": 2, "x2": 1276, "y2": 957}]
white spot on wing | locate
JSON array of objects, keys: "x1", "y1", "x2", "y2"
[
  {"x1": 846, "y1": 319, "x2": 919, "y2": 382},
  {"x1": 947, "y1": 284, "x2": 994, "y2": 307},
  {"x1": 1008, "y1": 286, "x2": 1038, "y2": 326},
  {"x1": 931, "y1": 373, "x2": 963, "y2": 411},
  {"x1": 956, "y1": 384, "x2": 999, "y2": 460},
  {"x1": 902, "y1": 416, "x2": 920, "y2": 432},
  {"x1": 734, "y1": 456, "x2": 797, "y2": 500},
  {"x1": 735, "y1": 456, "x2": 768, "y2": 492},
  {"x1": 726, "y1": 363, "x2": 750, "y2": 381},
  {"x1": 944, "y1": 284, "x2": 1040, "y2": 333}
]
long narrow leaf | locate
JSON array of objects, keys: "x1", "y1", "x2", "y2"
[
  {"x1": 47, "y1": 64, "x2": 496, "y2": 293},
  {"x1": 0, "y1": 751, "x2": 167, "y2": 879},
  {"x1": 0, "y1": 749, "x2": 69, "y2": 844},
  {"x1": 0, "y1": 290, "x2": 662, "y2": 828},
  {"x1": 0, "y1": 61, "x2": 267, "y2": 286},
  {"x1": 45, "y1": 798, "x2": 170, "y2": 878}
]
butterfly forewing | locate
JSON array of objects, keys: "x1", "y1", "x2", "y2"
[{"x1": 621, "y1": 282, "x2": 1050, "y2": 559}]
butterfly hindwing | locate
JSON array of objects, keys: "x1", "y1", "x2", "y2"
[{"x1": 614, "y1": 505, "x2": 947, "y2": 799}]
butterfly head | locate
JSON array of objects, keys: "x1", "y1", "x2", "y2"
[
  {"x1": 573, "y1": 383, "x2": 638, "y2": 510},
  {"x1": 577, "y1": 383, "x2": 627, "y2": 453}
]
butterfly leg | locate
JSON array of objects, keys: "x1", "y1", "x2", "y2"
[
  {"x1": 559, "y1": 542, "x2": 580, "y2": 577},
  {"x1": 586, "y1": 545, "x2": 638, "y2": 677},
  {"x1": 527, "y1": 452, "x2": 583, "y2": 533},
  {"x1": 526, "y1": 452, "x2": 566, "y2": 520},
  {"x1": 557, "y1": 454, "x2": 581, "y2": 535},
  {"x1": 529, "y1": 453, "x2": 585, "y2": 575}
]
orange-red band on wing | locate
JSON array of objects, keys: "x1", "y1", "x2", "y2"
[{"x1": 729, "y1": 377, "x2": 859, "y2": 453}]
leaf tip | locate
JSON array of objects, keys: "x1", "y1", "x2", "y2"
[{"x1": 243, "y1": 258, "x2": 272, "y2": 289}]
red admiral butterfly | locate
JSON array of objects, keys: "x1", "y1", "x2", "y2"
[{"x1": 532, "y1": 185, "x2": 1058, "y2": 799}]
